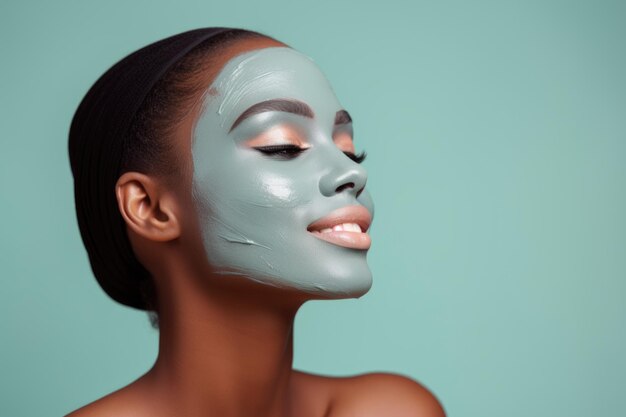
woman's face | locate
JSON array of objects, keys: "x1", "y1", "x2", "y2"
[{"x1": 190, "y1": 46, "x2": 374, "y2": 298}]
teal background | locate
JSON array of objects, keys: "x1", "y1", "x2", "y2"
[{"x1": 1, "y1": 1, "x2": 625, "y2": 416}]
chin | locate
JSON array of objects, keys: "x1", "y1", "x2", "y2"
[{"x1": 293, "y1": 264, "x2": 373, "y2": 301}]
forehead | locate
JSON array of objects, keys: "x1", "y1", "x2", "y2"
[{"x1": 204, "y1": 47, "x2": 343, "y2": 129}]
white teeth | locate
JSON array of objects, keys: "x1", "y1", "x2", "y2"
[{"x1": 317, "y1": 223, "x2": 362, "y2": 233}]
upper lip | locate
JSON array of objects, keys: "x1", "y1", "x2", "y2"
[{"x1": 307, "y1": 205, "x2": 372, "y2": 233}]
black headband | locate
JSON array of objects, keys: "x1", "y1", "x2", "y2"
[{"x1": 68, "y1": 28, "x2": 231, "y2": 309}]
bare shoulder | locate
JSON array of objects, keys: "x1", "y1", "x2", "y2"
[
  {"x1": 64, "y1": 379, "x2": 152, "y2": 417},
  {"x1": 64, "y1": 395, "x2": 124, "y2": 417},
  {"x1": 293, "y1": 370, "x2": 446, "y2": 417},
  {"x1": 329, "y1": 372, "x2": 446, "y2": 417},
  {"x1": 64, "y1": 393, "x2": 137, "y2": 417}
]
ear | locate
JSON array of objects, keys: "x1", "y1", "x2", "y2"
[{"x1": 115, "y1": 172, "x2": 181, "y2": 242}]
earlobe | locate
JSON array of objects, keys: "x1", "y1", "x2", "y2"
[{"x1": 115, "y1": 172, "x2": 181, "y2": 242}]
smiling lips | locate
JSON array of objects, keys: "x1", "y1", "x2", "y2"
[{"x1": 307, "y1": 205, "x2": 372, "y2": 250}]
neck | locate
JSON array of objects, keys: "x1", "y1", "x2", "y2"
[{"x1": 145, "y1": 273, "x2": 303, "y2": 417}]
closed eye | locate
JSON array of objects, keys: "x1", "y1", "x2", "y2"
[
  {"x1": 253, "y1": 144, "x2": 308, "y2": 159},
  {"x1": 253, "y1": 145, "x2": 366, "y2": 164},
  {"x1": 344, "y1": 150, "x2": 367, "y2": 164}
]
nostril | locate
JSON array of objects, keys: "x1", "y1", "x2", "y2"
[
  {"x1": 319, "y1": 165, "x2": 367, "y2": 197},
  {"x1": 335, "y1": 182, "x2": 355, "y2": 193}
]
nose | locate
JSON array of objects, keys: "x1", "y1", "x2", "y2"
[{"x1": 319, "y1": 151, "x2": 368, "y2": 198}]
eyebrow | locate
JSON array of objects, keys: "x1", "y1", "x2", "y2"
[
  {"x1": 334, "y1": 109, "x2": 352, "y2": 126},
  {"x1": 230, "y1": 99, "x2": 314, "y2": 132}
]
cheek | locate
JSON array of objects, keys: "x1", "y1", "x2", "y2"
[
  {"x1": 191, "y1": 162, "x2": 316, "y2": 247},
  {"x1": 244, "y1": 170, "x2": 312, "y2": 208},
  {"x1": 190, "y1": 168, "x2": 313, "y2": 280}
]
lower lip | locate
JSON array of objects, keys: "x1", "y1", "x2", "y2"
[{"x1": 308, "y1": 230, "x2": 371, "y2": 250}]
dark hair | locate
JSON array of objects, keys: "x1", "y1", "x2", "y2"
[{"x1": 69, "y1": 28, "x2": 276, "y2": 328}]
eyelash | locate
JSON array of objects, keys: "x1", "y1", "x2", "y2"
[
  {"x1": 253, "y1": 144, "x2": 367, "y2": 164},
  {"x1": 253, "y1": 144, "x2": 307, "y2": 159},
  {"x1": 346, "y1": 150, "x2": 367, "y2": 164}
]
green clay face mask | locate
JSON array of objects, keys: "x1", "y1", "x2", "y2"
[{"x1": 191, "y1": 47, "x2": 374, "y2": 297}]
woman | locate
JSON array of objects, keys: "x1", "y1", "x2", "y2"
[{"x1": 67, "y1": 27, "x2": 445, "y2": 417}]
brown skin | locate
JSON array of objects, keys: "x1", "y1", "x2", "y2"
[{"x1": 66, "y1": 37, "x2": 446, "y2": 417}]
